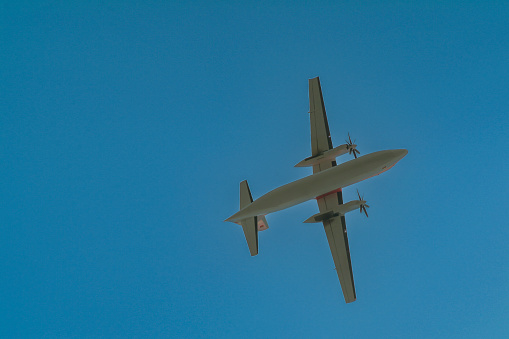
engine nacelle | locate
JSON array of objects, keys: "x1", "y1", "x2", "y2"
[
  {"x1": 295, "y1": 144, "x2": 355, "y2": 167},
  {"x1": 303, "y1": 200, "x2": 363, "y2": 223}
]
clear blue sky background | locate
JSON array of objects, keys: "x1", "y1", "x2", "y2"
[{"x1": 1, "y1": 1, "x2": 508, "y2": 338}]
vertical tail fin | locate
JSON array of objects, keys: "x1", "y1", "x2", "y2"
[{"x1": 239, "y1": 180, "x2": 258, "y2": 256}]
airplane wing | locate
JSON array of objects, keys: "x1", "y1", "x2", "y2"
[
  {"x1": 318, "y1": 193, "x2": 356, "y2": 303},
  {"x1": 309, "y1": 77, "x2": 356, "y2": 303},
  {"x1": 309, "y1": 77, "x2": 335, "y2": 174}
]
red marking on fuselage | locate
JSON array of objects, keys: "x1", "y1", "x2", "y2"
[{"x1": 316, "y1": 187, "x2": 342, "y2": 200}]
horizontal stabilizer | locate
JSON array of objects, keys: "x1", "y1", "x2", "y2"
[
  {"x1": 239, "y1": 180, "x2": 258, "y2": 255},
  {"x1": 241, "y1": 216, "x2": 258, "y2": 256},
  {"x1": 240, "y1": 180, "x2": 253, "y2": 209}
]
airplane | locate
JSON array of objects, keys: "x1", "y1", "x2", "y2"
[{"x1": 225, "y1": 77, "x2": 407, "y2": 303}]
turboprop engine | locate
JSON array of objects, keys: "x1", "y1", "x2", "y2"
[
  {"x1": 303, "y1": 190, "x2": 369, "y2": 223},
  {"x1": 294, "y1": 133, "x2": 360, "y2": 167}
]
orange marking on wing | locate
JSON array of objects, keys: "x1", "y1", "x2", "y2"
[{"x1": 316, "y1": 187, "x2": 342, "y2": 200}]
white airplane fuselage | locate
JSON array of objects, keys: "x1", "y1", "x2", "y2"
[{"x1": 226, "y1": 149, "x2": 407, "y2": 223}]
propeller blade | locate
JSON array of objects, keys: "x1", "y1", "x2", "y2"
[
  {"x1": 364, "y1": 204, "x2": 370, "y2": 208},
  {"x1": 363, "y1": 206, "x2": 369, "y2": 217},
  {"x1": 359, "y1": 205, "x2": 363, "y2": 213},
  {"x1": 357, "y1": 189, "x2": 361, "y2": 200},
  {"x1": 355, "y1": 149, "x2": 360, "y2": 155},
  {"x1": 353, "y1": 151, "x2": 357, "y2": 159},
  {"x1": 348, "y1": 133, "x2": 352, "y2": 144}
]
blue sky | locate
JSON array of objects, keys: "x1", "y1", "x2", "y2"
[{"x1": 1, "y1": 1, "x2": 508, "y2": 337}]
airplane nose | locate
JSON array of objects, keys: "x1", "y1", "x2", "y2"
[{"x1": 395, "y1": 149, "x2": 408, "y2": 161}]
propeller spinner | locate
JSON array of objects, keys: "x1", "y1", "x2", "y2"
[
  {"x1": 357, "y1": 189, "x2": 370, "y2": 217},
  {"x1": 346, "y1": 133, "x2": 361, "y2": 159}
]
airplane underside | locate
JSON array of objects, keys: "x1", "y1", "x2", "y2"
[{"x1": 226, "y1": 77, "x2": 407, "y2": 303}]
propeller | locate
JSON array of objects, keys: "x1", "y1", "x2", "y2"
[
  {"x1": 357, "y1": 189, "x2": 370, "y2": 217},
  {"x1": 346, "y1": 133, "x2": 361, "y2": 159}
]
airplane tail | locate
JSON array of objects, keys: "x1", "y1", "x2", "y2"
[{"x1": 239, "y1": 180, "x2": 258, "y2": 256}]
